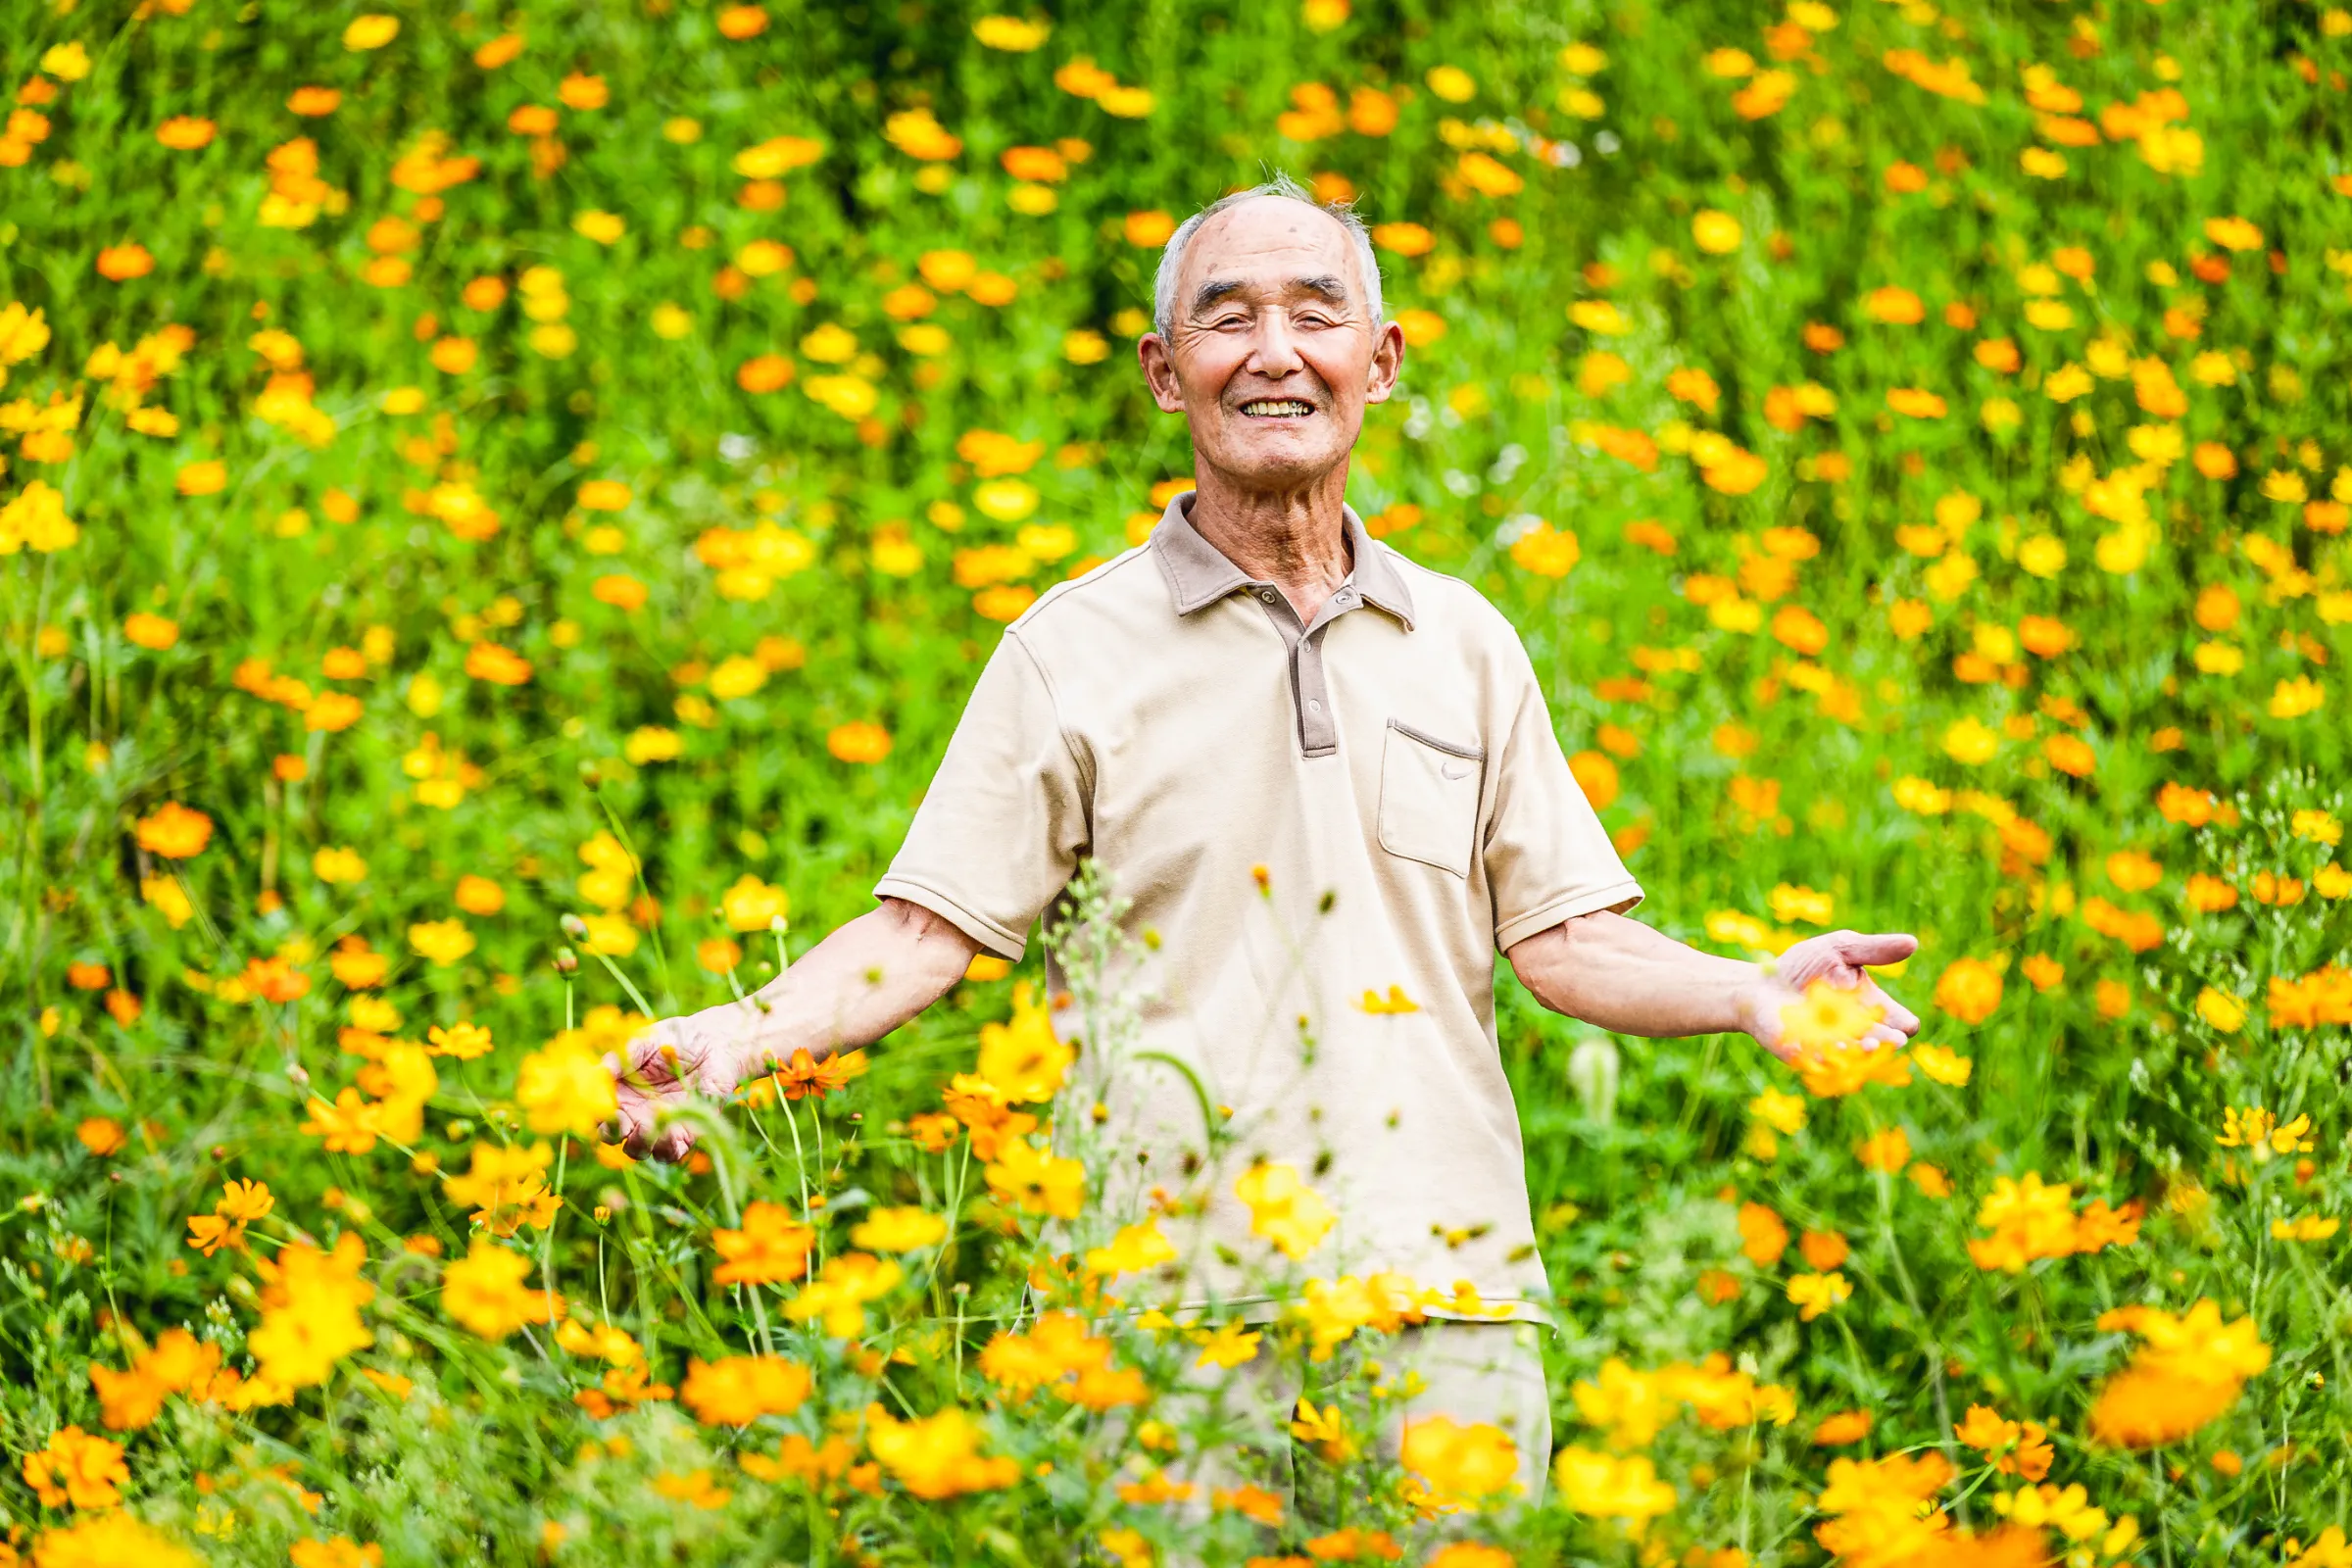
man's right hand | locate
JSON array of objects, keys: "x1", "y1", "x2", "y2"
[
  {"x1": 603, "y1": 1007, "x2": 756, "y2": 1162},
  {"x1": 597, "y1": 897, "x2": 985, "y2": 1164}
]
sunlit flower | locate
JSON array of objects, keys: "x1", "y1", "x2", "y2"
[
  {"x1": 867, "y1": 1406, "x2": 1018, "y2": 1498},
  {"x1": 710, "y1": 1201, "x2": 816, "y2": 1286},
  {"x1": 441, "y1": 1238, "x2": 559, "y2": 1340},
  {"x1": 1787, "y1": 1271, "x2": 1851, "y2": 1321},
  {"x1": 679, "y1": 1354, "x2": 811, "y2": 1425},
  {"x1": 849, "y1": 1206, "x2": 949, "y2": 1252},
  {"x1": 135, "y1": 801, "x2": 213, "y2": 858},
  {"x1": 1234, "y1": 1160, "x2": 1335, "y2": 1258},
  {"x1": 985, "y1": 1138, "x2": 1085, "y2": 1219}
]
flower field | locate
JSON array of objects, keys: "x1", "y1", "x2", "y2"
[{"x1": 5, "y1": 0, "x2": 2352, "y2": 1562}]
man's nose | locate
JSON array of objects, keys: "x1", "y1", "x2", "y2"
[{"x1": 1246, "y1": 314, "x2": 1304, "y2": 379}]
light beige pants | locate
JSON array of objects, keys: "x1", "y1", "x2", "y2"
[{"x1": 1140, "y1": 1321, "x2": 1552, "y2": 1557}]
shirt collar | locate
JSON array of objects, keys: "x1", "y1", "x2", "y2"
[{"x1": 1149, "y1": 491, "x2": 1416, "y2": 631}]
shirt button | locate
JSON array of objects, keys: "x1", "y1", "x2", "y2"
[
  {"x1": 1308, "y1": 699, "x2": 1324, "y2": 713},
  {"x1": 1259, "y1": 590, "x2": 1277, "y2": 603}
]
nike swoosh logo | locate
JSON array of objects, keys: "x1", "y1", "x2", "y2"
[{"x1": 1442, "y1": 761, "x2": 1476, "y2": 780}]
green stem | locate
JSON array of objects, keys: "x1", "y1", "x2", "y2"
[{"x1": 588, "y1": 946, "x2": 657, "y2": 1018}]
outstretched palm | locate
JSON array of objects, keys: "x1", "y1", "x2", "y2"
[{"x1": 1743, "y1": 929, "x2": 1922, "y2": 1063}]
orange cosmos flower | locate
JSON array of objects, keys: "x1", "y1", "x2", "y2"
[
  {"x1": 1811, "y1": 1410, "x2": 1873, "y2": 1446},
  {"x1": 176, "y1": 459, "x2": 227, "y2": 495},
  {"x1": 1123, "y1": 210, "x2": 1174, "y2": 246},
  {"x1": 1736, "y1": 1201, "x2": 1788, "y2": 1264},
  {"x1": 241, "y1": 955, "x2": 311, "y2": 1004},
  {"x1": 866, "y1": 1407, "x2": 1019, "y2": 1499},
  {"x1": 1000, "y1": 145, "x2": 1067, "y2": 182},
  {"x1": 299, "y1": 1088, "x2": 378, "y2": 1154},
  {"x1": 710, "y1": 1202, "x2": 816, "y2": 1286},
  {"x1": 1372, "y1": 221, "x2": 1435, "y2": 257},
  {"x1": 1864, "y1": 285, "x2": 1925, "y2": 323},
  {"x1": 826, "y1": 721, "x2": 892, "y2": 763},
  {"x1": 155, "y1": 116, "x2": 216, "y2": 149},
  {"x1": 465, "y1": 641, "x2": 533, "y2": 685},
  {"x1": 680, "y1": 1354, "x2": 810, "y2": 1425},
  {"x1": 1955, "y1": 1403, "x2": 2055, "y2": 1479},
  {"x1": 766, "y1": 1046, "x2": 869, "y2": 1102},
  {"x1": 1932, "y1": 957, "x2": 2002, "y2": 1022},
  {"x1": 75, "y1": 1117, "x2": 125, "y2": 1155},
  {"x1": 2088, "y1": 1367, "x2": 2239, "y2": 1448},
  {"x1": 95, "y1": 243, "x2": 154, "y2": 280},
  {"x1": 22, "y1": 1426, "x2": 128, "y2": 1509},
  {"x1": 135, "y1": 801, "x2": 213, "y2": 858},
  {"x1": 736, "y1": 354, "x2": 793, "y2": 392}
]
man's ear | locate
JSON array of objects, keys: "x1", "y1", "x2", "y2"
[
  {"x1": 1361, "y1": 319, "x2": 1406, "y2": 406},
  {"x1": 1137, "y1": 333, "x2": 1189, "y2": 415}
]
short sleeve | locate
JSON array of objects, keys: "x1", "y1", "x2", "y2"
[
  {"x1": 873, "y1": 631, "x2": 1090, "y2": 960},
  {"x1": 1483, "y1": 644, "x2": 1642, "y2": 952}
]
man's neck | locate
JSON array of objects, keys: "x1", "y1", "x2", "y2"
[{"x1": 1188, "y1": 464, "x2": 1354, "y2": 624}]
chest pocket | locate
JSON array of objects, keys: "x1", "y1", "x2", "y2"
[{"x1": 1377, "y1": 719, "x2": 1484, "y2": 877}]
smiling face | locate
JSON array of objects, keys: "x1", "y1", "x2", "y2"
[{"x1": 1139, "y1": 197, "x2": 1403, "y2": 497}]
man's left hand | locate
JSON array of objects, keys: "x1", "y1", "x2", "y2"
[{"x1": 1739, "y1": 929, "x2": 1921, "y2": 1062}]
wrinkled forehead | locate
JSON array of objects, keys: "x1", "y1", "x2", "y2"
[{"x1": 1179, "y1": 197, "x2": 1365, "y2": 310}]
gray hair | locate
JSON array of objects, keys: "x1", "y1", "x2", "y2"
[{"x1": 1151, "y1": 172, "x2": 1385, "y2": 340}]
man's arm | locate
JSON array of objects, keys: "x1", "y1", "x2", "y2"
[
  {"x1": 1504, "y1": 908, "x2": 1920, "y2": 1061},
  {"x1": 604, "y1": 897, "x2": 981, "y2": 1161}
]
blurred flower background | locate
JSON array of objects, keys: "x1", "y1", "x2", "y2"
[{"x1": 2, "y1": 1, "x2": 2350, "y2": 1564}]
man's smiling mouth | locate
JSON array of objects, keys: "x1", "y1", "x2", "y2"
[{"x1": 1240, "y1": 398, "x2": 1315, "y2": 417}]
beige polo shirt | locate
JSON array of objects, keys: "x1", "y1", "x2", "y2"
[{"x1": 875, "y1": 493, "x2": 1641, "y2": 1319}]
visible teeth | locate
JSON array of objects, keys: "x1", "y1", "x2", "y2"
[{"x1": 1243, "y1": 400, "x2": 1312, "y2": 416}]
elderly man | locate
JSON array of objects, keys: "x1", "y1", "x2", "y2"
[{"x1": 610, "y1": 175, "x2": 1918, "y2": 1510}]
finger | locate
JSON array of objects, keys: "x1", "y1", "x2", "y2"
[
  {"x1": 1857, "y1": 977, "x2": 1921, "y2": 1035},
  {"x1": 619, "y1": 1080, "x2": 669, "y2": 1156},
  {"x1": 1837, "y1": 931, "x2": 1920, "y2": 968},
  {"x1": 1862, "y1": 1023, "x2": 1907, "y2": 1050}
]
